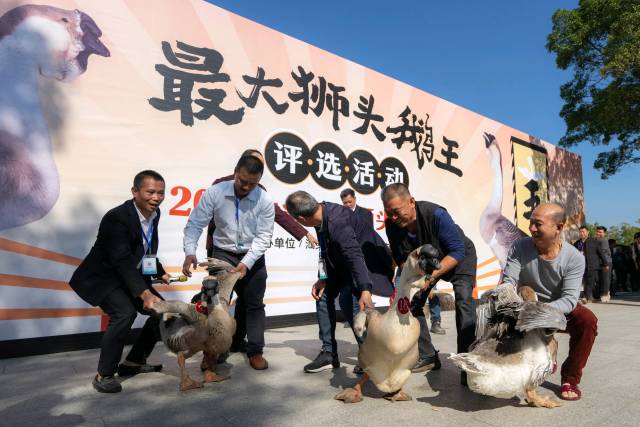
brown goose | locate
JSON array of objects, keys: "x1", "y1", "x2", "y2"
[
  {"x1": 153, "y1": 259, "x2": 240, "y2": 391},
  {"x1": 450, "y1": 285, "x2": 566, "y2": 408}
]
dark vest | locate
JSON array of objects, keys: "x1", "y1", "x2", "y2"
[{"x1": 386, "y1": 201, "x2": 476, "y2": 280}]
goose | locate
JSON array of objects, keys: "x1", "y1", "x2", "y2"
[
  {"x1": 0, "y1": 4, "x2": 109, "y2": 230},
  {"x1": 479, "y1": 132, "x2": 526, "y2": 268},
  {"x1": 449, "y1": 285, "x2": 566, "y2": 408},
  {"x1": 335, "y1": 244, "x2": 440, "y2": 403},
  {"x1": 152, "y1": 259, "x2": 240, "y2": 391}
]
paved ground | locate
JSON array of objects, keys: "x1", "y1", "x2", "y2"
[{"x1": 1, "y1": 292, "x2": 639, "y2": 426}]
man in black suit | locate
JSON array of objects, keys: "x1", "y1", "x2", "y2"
[
  {"x1": 70, "y1": 170, "x2": 170, "y2": 393},
  {"x1": 340, "y1": 188, "x2": 374, "y2": 226},
  {"x1": 286, "y1": 191, "x2": 394, "y2": 373},
  {"x1": 574, "y1": 225, "x2": 610, "y2": 303}
]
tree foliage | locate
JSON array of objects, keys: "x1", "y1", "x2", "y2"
[
  {"x1": 547, "y1": 0, "x2": 640, "y2": 178},
  {"x1": 583, "y1": 219, "x2": 640, "y2": 245}
]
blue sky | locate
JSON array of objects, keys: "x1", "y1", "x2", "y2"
[{"x1": 208, "y1": 0, "x2": 638, "y2": 227}]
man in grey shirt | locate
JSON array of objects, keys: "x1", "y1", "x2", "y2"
[
  {"x1": 182, "y1": 154, "x2": 275, "y2": 370},
  {"x1": 502, "y1": 203, "x2": 597, "y2": 402}
]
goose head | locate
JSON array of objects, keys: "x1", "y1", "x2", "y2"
[
  {"x1": 198, "y1": 258, "x2": 242, "y2": 306},
  {"x1": 0, "y1": 4, "x2": 110, "y2": 81},
  {"x1": 399, "y1": 244, "x2": 441, "y2": 300}
]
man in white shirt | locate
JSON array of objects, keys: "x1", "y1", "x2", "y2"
[{"x1": 182, "y1": 155, "x2": 275, "y2": 370}]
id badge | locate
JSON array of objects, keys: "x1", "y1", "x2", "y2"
[
  {"x1": 142, "y1": 255, "x2": 158, "y2": 275},
  {"x1": 318, "y1": 258, "x2": 328, "y2": 280}
]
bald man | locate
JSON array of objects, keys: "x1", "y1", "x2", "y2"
[{"x1": 501, "y1": 203, "x2": 597, "y2": 402}]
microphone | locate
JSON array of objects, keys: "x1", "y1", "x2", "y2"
[{"x1": 152, "y1": 275, "x2": 188, "y2": 284}]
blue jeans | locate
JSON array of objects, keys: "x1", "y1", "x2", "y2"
[
  {"x1": 429, "y1": 295, "x2": 441, "y2": 322},
  {"x1": 316, "y1": 282, "x2": 362, "y2": 354}
]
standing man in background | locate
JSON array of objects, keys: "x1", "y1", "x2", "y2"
[
  {"x1": 340, "y1": 188, "x2": 374, "y2": 226},
  {"x1": 595, "y1": 226, "x2": 613, "y2": 302}
]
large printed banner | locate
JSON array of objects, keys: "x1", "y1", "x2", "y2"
[{"x1": 0, "y1": 0, "x2": 584, "y2": 342}]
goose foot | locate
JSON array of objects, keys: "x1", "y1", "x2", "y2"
[
  {"x1": 335, "y1": 373, "x2": 368, "y2": 403},
  {"x1": 384, "y1": 389, "x2": 412, "y2": 402},
  {"x1": 334, "y1": 387, "x2": 363, "y2": 403},
  {"x1": 525, "y1": 389, "x2": 562, "y2": 408},
  {"x1": 203, "y1": 370, "x2": 229, "y2": 383},
  {"x1": 179, "y1": 377, "x2": 203, "y2": 391}
]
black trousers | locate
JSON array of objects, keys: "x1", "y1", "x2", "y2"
[
  {"x1": 584, "y1": 269, "x2": 599, "y2": 300},
  {"x1": 411, "y1": 273, "x2": 476, "y2": 357},
  {"x1": 97, "y1": 285, "x2": 162, "y2": 377},
  {"x1": 598, "y1": 268, "x2": 611, "y2": 297},
  {"x1": 213, "y1": 248, "x2": 267, "y2": 357}
]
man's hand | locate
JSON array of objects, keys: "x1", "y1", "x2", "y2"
[
  {"x1": 603, "y1": 265, "x2": 610, "y2": 272},
  {"x1": 311, "y1": 279, "x2": 326, "y2": 301},
  {"x1": 161, "y1": 273, "x2": 171, "y2": 285},
  {"x1": 306, "y1": 232, "x2": 319, "y2": 248},
  {"x1": 420, "y1": 276, "x2": 435, "y2": 292},
  {"x1": 182, "y1": 255, "x2": 198, "y2": 276},
  {"x1": 231, "y1": 262, "x2": 248, "y2": 279},
  {"x1": 358, "y1": 290, "x2": 374, "y2": 310},
  {"x1": 140, "y1": 289, "x2": 161, "y2": 311}
]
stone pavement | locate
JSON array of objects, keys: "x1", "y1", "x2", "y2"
[{"x1": 1, "y1": 293, "x2": 639, "y2": 426}]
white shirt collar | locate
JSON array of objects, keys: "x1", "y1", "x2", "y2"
[{"x1": 133, "y1": 201, "x2": 157, "y2": 224}]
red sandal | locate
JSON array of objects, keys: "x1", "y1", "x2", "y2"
[{"x1": 560, "y1": 383, "x2": 582, "y2": 401}]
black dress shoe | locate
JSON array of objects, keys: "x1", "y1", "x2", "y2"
[
  {"x1": 411, "y1": 351, "x2": 441, "y2": 373},
  {"x1": 93, "y1": 375, "x2": 122, "y2": 393},
  {"x1": 117, "y1": 363, "x2": 163, "y2": 377}
]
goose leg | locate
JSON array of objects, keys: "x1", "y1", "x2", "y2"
[
  {"x1": 335, "y1": 373, "x2": 368, "y2": 403},
  {"x1": 178, "y1": 351, "x2": 203, "y2": 391},
  {"x1": 203, "y1": 351, "x2": 229, "y2": 383},
  {"x1": 384, "y1": 389, "x2": 412, "y2": 402},
  {"x1": 525, "y1": 388, "x2": 562, "y2": 408}
]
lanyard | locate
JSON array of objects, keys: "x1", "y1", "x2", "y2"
[
  {"x1": 141, "y1": 221, "x2": 153, "y2": 254},
  {"x1": 235, "y1": 197, "x2": 240, "y2": 225},
  {"x1": 317, "y1": 230, "x2": 327, "y2": 259}
]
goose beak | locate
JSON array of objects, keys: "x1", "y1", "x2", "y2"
[
  {"x1": 483, "y1": 132, "x2": 495, "y2": 148},
  {"x1": 76, "y1": 10, "x2": 109, "y2": 72}
]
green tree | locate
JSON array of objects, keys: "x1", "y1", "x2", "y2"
[
  {"x1": 546, "y1": 0, "x2": 640, "y2": 178},
  {"x1": 583, "y1": 220, "x2": 640, "y2": 245}
]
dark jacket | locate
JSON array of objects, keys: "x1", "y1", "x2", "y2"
[
  {"x1": 354, "y1": 205, "x2": 374, "y2": 226},
  {"x1": 206, "y1": 174, "x2": 307, "y2": 254},
  {"x1": 318, "y1": 202, "x2": 394, "y2": 296},
  {"x1": 574, "y1": 237, "x2": 611, "y2": 271},
  {"x1": 385, "y1": 200, "x2": 476, "y2": 280},
  {"x1": 69, "y1": 199, "x2": 166, "y2": 306}
]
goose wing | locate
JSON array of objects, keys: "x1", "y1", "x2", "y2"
[
  {"x1": 153, "y1": 300, "x2": 201, "y2": 324},
  {"x1": 475, "y1": 284, "x2": 523, "y2": 340},
  {"x1": 515, "y1": 302, "x2": 567, "y2": 332}
]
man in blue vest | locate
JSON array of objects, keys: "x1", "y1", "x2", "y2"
[{"x1": 382, "y1": 183, "x2": 476, "y2": 385}]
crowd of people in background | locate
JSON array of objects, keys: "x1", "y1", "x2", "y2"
[{"x1": 573, "y1": 226, "x2": 640, "y2": 303}]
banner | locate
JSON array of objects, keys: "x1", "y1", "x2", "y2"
[{"x1": 0, "y1": 0, "x2": 584, "y2": 342}]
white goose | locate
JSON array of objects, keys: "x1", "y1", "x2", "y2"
[
  {"x1": 0, "y1": 4, "x2": 109, "y2": 230},
  {"x1": 479, "y1": 132, "x2": 526, "y2": 268},
  {"x1": 335, "y1": 244, "x2": 440, "y2": 403},
  {"x1": 450, "y1": 285, "x2": 566, "y2": 408}
]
